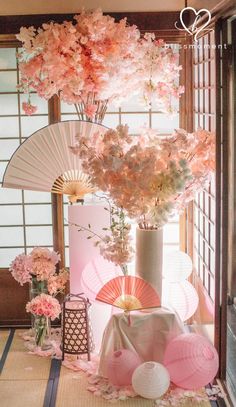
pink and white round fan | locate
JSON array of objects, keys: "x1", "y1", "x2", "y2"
[{"x1": 81, "y1": 256, "x2": 123, "y2": 302}]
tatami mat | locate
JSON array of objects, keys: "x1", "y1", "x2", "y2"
[
  {"x1": 0, "y1": 330, "x2": 10, "y2": 359},
  {"x1": 0, "y1": 379, "x2": 48, "y2": 407},
  {"x1": 0, "y1": 329, "x2": 212, "y2": 407},
  {"x1": 0, "y1": 330, "x2": 51, "y2": 381},
  {"x1": 56, "y1": 366, "x2": 153, "y2": 407},
  {"x1": 56, "y1": 366, "x2": 211, "y2": 407}
]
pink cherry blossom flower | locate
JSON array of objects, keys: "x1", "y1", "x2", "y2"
[
  {"x1": 16, "y1": 9, "x2": 183, "y2": 115},
  {"x1": 84, "y1": 104, "x2": 97, "y2": 120},
  {"x1": 22, "y1": 101, "x2": 37, "y2": 115},
  {"x1": 47, "y1": 268, "x2": 69, "y2": 296},
  {"x1": 72, "y1": 124, "x2": 215, "y2": 230}
]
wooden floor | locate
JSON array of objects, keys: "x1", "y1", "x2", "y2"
[{"x1": 0, "y1": 329, "x2": 223, "y2": 407}]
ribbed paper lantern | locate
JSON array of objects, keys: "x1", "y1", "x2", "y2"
[
  {"x1": 163, "y1": 251, "x2": 192, "y2": 282},
  {"x1": 162, "y1": 280, "x2": 199, "y2": 321},
  {"x1": 107, "y1": 349, "x2": 142, "y2": 387},
  {"x1": 163, "y1": 333, "x2": 219, "y2": 389},
  {"x1": 132, "y1": 362, "x2": 170, "y2": 399},
  {"x1": 81, "y1": 256, "x2": 122, "y2": 302}
]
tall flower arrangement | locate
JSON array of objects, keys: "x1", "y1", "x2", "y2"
[
  {"x1": 71, "y1": 125, "x2": 215, "y2": 230},
  {"x1": 16, "y1": 9, "x2": 183, "y2": 119}
]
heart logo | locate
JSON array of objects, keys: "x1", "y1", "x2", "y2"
[{"x1": 178, "y1": 7, "x2": 211, "y2": 41}]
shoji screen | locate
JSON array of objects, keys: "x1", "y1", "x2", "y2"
[
  {"x1": 193, "y1": 32, "x2": 216, "y2": 301},
  {"x1": 0, "y1": 47, "x2": 51, "y2": 268}
]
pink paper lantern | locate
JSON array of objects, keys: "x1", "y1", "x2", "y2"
[
  {"x1": 107, "y1": 349, "x2": 142, "y2": 387},
  {"x1": 162, "y1": 280, "x2": 199, "y2": 321},
  {"x1": 163, "y1": 333, "x2": 219, "y2": 389},
  {"x1": 81, "y1": 256, "x2": 122, "y2": 302}
]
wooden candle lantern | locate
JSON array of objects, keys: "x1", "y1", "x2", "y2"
[{"x1": 62, "y1": 293, "x2": 91, "y2": 361}]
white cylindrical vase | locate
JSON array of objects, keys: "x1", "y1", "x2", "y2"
[{"x1": 135, "y1": 228, "x2": 163, "y2": 301}]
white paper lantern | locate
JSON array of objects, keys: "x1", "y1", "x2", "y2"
[
  {"x1": 132, "y1": 362, "x2": 170, "y2": 399},
  {"x1": 163, "y1": 251, "x2": 192, "y2": 282},
  {"x1": 162, "y1": 280, "x2": 199, "y2": 321}
]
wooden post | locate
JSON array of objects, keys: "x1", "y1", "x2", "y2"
[
  {"x1": 179, "y1": 36, "x2": 194, "y2": 255},
  {"x1": 48, "y1": 95, "x2": 65, "y2": 267}
]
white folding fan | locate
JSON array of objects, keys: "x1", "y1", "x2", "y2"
[{"x1": 2, "y1": 120, "x2": 107, "y2": 202}]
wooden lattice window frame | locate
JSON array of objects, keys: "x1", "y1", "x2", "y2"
[{"x1": 192, "y1": 31, "x2": 216, "y2": 301}]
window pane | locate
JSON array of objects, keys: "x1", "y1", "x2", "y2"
[
  {"x1": 24, "y1": 204, "x2": 52, "y2": 225},
  {"x1": 121, "y1": 113, "x2": 149, "y2": 131},
  {"x1": 163, "y1": 223, "x2": 179, "y2": 244},
  {"x1": 0, "y1": 227, "x2": 24, "y2": 246},
  {"x1": 0, "y1": 94, "x2": 18, "y2": 115},
  {"x1": 0, "y1": 117, "x2": 19, "y2": 138},
  {"x1": 0, "y1": 162, "x2": 7, "y2": 180},
  {"x1": 0, "y1": 71, "x2": 17, "y2": 92},
  {"x1": 0, "y1": 188, "x2": 22, "y2": 204},
  {"x1": 26, "y1": 226, "x2": 53, "y2": 246},
  {"x1": 106, "y1": 102, "x2": 119, "y2": 113},
  {"x1": 163, "y1": 244, "x2": 179, "y2": 258},
  {"x1": 63, "y1": 203, "x2": 69, "y2": 225},
  {"x1": 0, "y1": 139, "x2": 19, "y2": 160},
  {"x1": 0, "y1": 248, "x2": 24, "y2": 268},
  {"x1": 61, "y1": 102, "x2": 76, "y2": 113},
  {"x1": 21, "y1": 116, "x2": 49, "y2": 138},
  {"x1": 65, "y1": 247, "x2": 70, "y2": 268},
  {"x1": 64, "y1": 225, "x2": 69, "y2": 246},
  {"x1": 24, "y1": 190, "x2": 51, "y2": 203},
  {"x1": 0, "y1": 48, "x2": 17, "y2": 69},
  {"x1": 0, "y1": 205, "x2": 23, "y2": 225},
  {"x1": 102, "y1": 114, "x2": 119, "y2": 129},
  {"x1": 152, "y1": 114, "x2": 179, "y2": 133}
]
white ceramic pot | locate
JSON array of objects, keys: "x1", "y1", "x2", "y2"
[{"x1": 135, "y1": 227, "x2": 163, "y2": 301}]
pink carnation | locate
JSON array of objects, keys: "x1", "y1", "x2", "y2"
[
  {"x1": 30, "y1": 247, "x2": 60, "y2": 281},
  {"x1": 26, "y1": 293, "x2": 61, "y2": 320},
  {"x1": 9, "y1": 253, "x2": 32, "y2": 285},
  {"x1": 22, "y1": 101, "x2": 37, "y2": 115}
]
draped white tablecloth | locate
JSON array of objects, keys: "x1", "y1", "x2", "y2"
[{"x1": 98, "y1": 307, "x2": 184, "y2": 377}]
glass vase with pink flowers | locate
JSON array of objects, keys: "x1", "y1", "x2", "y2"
[
  {"x1": 9, "y1": 247, "x2": 69, "y2": 332},
  {"x1": 26, "y1": 293, "x2": 61, "y2": 349}
]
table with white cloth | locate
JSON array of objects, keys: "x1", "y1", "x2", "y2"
[{"x1": 98, "y1": 307, "x2": 185, "y2": 378}]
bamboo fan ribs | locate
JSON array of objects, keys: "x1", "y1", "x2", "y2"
[
  {"x1": 2, "y1": 121, "x2": 107, "y2": 202},
  {"x1": 96, "y1": 276, "x2": 161, "y2": 311}
]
